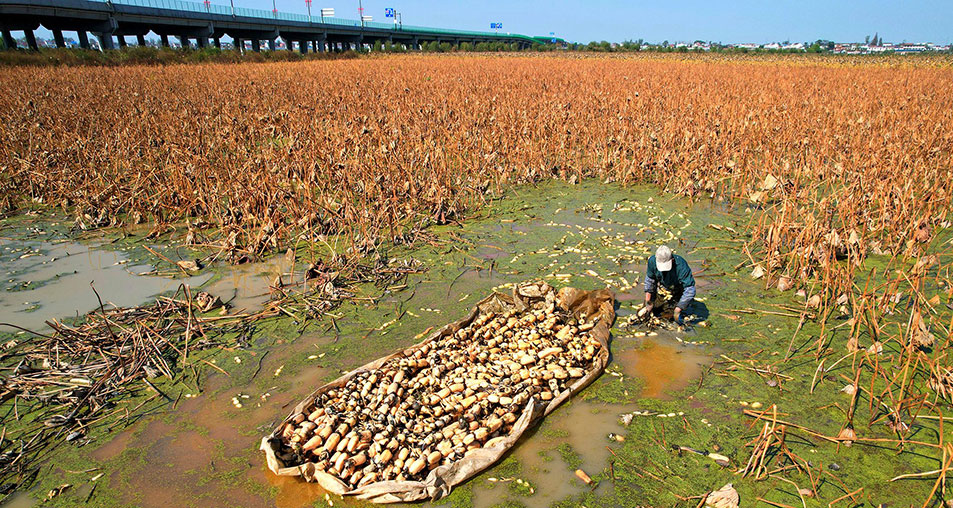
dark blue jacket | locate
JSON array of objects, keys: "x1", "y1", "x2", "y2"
[{"x1": 644, "y1": 254, "x2": 696, "y2": 308}]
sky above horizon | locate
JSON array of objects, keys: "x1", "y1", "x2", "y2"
[
  {"x1": 232, "y1": 0, "x2": 949, "y2": 44},
  {"x1": 23, "y1": 0, "x2": 953, "y2": 44}
]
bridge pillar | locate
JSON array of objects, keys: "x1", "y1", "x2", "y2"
[
  {"x1": 197, "y1": 36, "x2": 207, "y2": 48},
  {"x1": 78, "y1": 31, "x2": 90, "y2": 49},
  {"x1": 251, "y1": 39, "x2": 260, "y2": 52},
  {"x1": 233, "y1": 38, "x2": 242, "y2": 51},
  {"x1": 117, "y1": 36, "x2": 127, "y2": 48},
  {"x1": 2, "y1": 30, "x2": 16, "y2": 50},
  {"x1": 160, "y1": 34, "x2": 169, "y2": 47},
  {"x1": 268, "y1": 38, "x2": 276, "y2": 51},
  {"x1": 316, "y1": 37, "x2": 326, "y2": 52},
  {"x1": 299, "y1": 40, "x2": 308, "y2": 54},
  {"x1": 98, "y1": 32, "x2": 115, "y2": 50},
  {"x1": 53, "y1": 30, "x2": 66, "y2": 48},
  {"x1": 137, "y1": 34, "x2": 146, "y2": 46},
  {"x1": 179, "y1": 35, "x2": 190, "y2": 49},
  {"x1": 25, "y1": 29, "x2": 39, "y2": 50},
  {"x1": 213, "y1": 37, "x2": 221, "y2": 48}
]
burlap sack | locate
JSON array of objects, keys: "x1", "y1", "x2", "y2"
[{"x1": 261, "y1": 281, "x2": 615, "y2": 503}]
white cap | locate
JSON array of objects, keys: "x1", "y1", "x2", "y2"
[{"x1": 656, "y1": 245, "x2": 673, "y2": 272}]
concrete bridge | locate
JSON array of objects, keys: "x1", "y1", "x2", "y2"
[{"x1": 0, "y1": 0, "x2": 539, "y2": 51}]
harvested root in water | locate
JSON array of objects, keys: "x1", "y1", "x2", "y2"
[
  {"x1": 704, "y1": 483, "x2": 739, "y2": 508},
  {"x1": 574, "y1": 468, "x2": 593, "y2": 485},
  {"x1": 273, "y1": 300, "x2": 602, "y2": 489}
]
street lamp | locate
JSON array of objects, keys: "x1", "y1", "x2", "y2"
[
  {"x1": 272, "y1": 0, "x2": 277, "y2": 19},
  {"x1": 305, "y1": 0, "x2": 311, "y2": 22}
]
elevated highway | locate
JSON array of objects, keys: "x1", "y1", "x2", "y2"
[{"x1": 0, "y1": 0, "x2": 538, "y2": 51}]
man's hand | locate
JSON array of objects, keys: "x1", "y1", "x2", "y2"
[
  {"x1": 673, "y1": 307, "x2": 683, "y2": 324},
  {"x1": 639, "y1": 292, "x2": 654, "y2": 318}
]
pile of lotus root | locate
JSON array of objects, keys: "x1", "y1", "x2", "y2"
[{"x1": 272, "y1": 299, "x2": 602, "y2": 489}]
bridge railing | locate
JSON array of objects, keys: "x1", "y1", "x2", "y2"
[{"x1": 104, "y1": 0, "x2": 528, "y2": 39}]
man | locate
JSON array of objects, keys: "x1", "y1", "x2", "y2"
[{"x1": 640, "y1": 245, "x2": 696, "y2": 324}]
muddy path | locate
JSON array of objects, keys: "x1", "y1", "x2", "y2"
[{"x1": 2, "y1": 180, "x2": 948, "y2": 507}]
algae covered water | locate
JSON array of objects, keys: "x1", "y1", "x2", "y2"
[{"x1": 1, "y1": 180, "x2": 945, "y2": 508}]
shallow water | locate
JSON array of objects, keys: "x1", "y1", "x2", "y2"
[
  {"x1": 201, "y1": 250, "x2": 295, "y2": 313},
  {"x1": 0, "y1": 239, "x2": 210, "y2": 332},
  {"x1": 617, "y1": 337, "x2": 710, "y2": 399}
]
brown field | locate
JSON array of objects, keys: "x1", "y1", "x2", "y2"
[{"x1": 3, "y1": 54, "x2": 951, "y2": 280}]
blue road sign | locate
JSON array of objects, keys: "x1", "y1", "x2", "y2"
[
  {"x1": 490, "y1": 22, "x2": 502, "y2": 29},
  {"x1": 385, "y1": 8, "x2": 395, "y2": 18}
]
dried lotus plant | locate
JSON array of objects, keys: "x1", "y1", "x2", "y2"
[{"x1": 929, "y1": 366, "x2": 953, "y2": 402}]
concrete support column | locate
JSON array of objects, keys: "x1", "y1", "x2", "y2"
[
  {"x1": 160, "y1": 34, "x2": 169, "y2": 47},
  {"x1": 136, "y1": 34, "x2": 146, "y2": 46},
  {"x1": 213, "y1": 37, "x2": 221, "y2": 48},
  {"x1": 53, "y1": 29, "x2": 66, "y2": 48},
  {"x1": 299, "y1": 40, "x2": 308, "y2": 54},
  {"x1": 179, "y1": 35, "x2": 190, "y2": 49},
  {"x1": 25, "y1": 29, "x2": 39, "y2": 50},
  {"x1": 234, "y1": 38, "x2": 242, "y2": 51},
  {"x1": 250, "y1": 39, "x2": 259, "y2": 52},
  {"x1": 282, "y1": 37, "x2": 292, "y2": 51},
  {"x1": 117, "y1": 36, "x2": 127, "y2": 48},
  {"x1": 98, "y1": 32, "x2": 115, "y2": 50},
  {"x1": 268, "y1": 38, "x2": 276, "y2": 51},
  {"x1": 197, "y1": 36, "x2": 207, "y2": 48},
  {"x1": 77, "y1": 31, "x2": 89, "y2": 49},
  {"x1": 2, "y1": 30, "x2": 16, "y2": 50},
  {"x1": 316, "y1": 37, "x2": 325, "y2": 52}
]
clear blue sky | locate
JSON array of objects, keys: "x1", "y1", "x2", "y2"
[
  {"x1": 23, "y1": 0, "x2": 953, "y2": 44},
  {"x1": 265, "y1": 0, "x2": 950, "y2": 44}
]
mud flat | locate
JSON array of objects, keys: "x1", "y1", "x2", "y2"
[{"x1": 2, "y1": 180, "x2": 947, "y2": 507}]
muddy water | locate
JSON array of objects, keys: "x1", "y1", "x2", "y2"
[
  {"x1": 201, "y1": 251, "x2": 296, "y2": 313},
  {"x1": 616, "y1": 337, "x2": 709, "y2": 399},
  {"x1": 0, "y1": 239, "x2": 210, "y2": 332}
]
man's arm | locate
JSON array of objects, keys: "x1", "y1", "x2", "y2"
[
  {"x1": 673, "y1": 285, "x2": 696, "y2": 323},
  {"x1": 641, "y1": 262, "x2": 658, "y2": 314}
]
